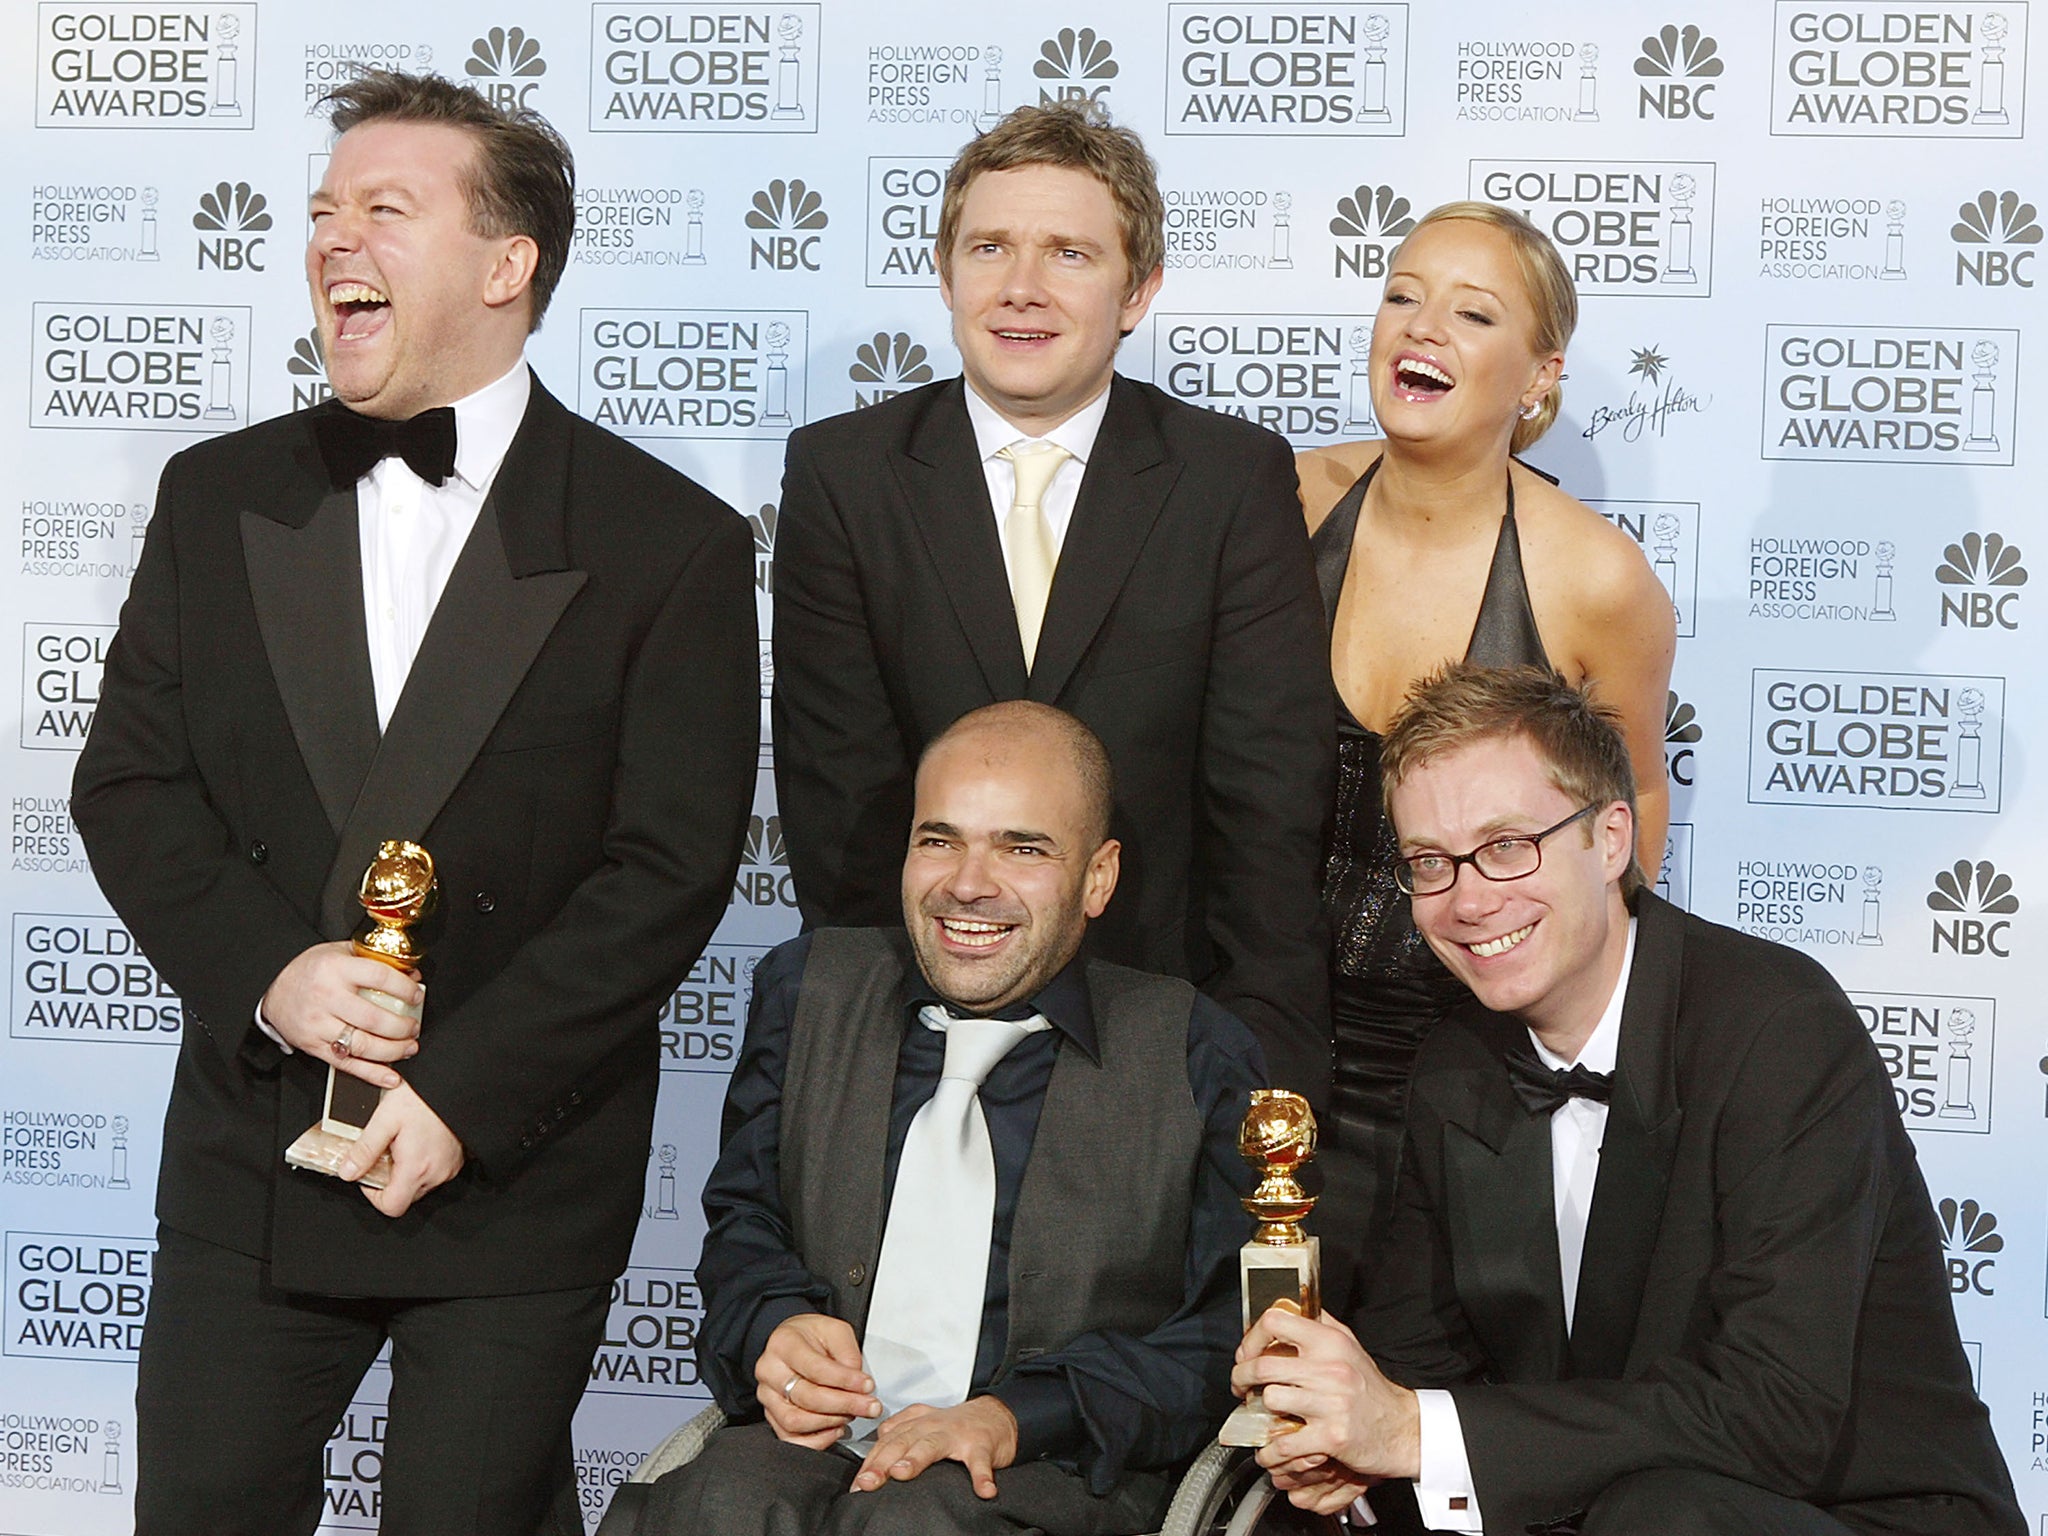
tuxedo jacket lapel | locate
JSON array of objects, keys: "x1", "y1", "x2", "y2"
[
  {"x1": 894, "y1": 383, "x2": 1029, "y2": 699},
  {"x1": 312, "y1": 383, "x2": 587, "y2": 935},
  {"x1": 1028, "y1": 380, "x2": 1182, "y2": 705},
  {"x1": 1570, "y1": 900, "x2": 1686, "y2": 1379},
  {"x1": 1444, "y1": 1014, "x2": 1570, "y2": 1382},
  {"x1": 241, "y1": 480, "x2": 380, "y2": 839}
]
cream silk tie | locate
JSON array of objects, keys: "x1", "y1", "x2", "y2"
[
  {"x1": 853, "y1": 1007, "x2": 1048, "y2": 1436},
  {"x1": 996, "y1": 441, "x2": 1071, "y2": 669}
]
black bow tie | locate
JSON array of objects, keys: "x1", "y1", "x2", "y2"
[
  {"x1": 1504, "y1": 1042, "x2": 1615, "y2": 1118},
  {"x1": 312, "y1": 404, "x2": 458, "y2": 489}
]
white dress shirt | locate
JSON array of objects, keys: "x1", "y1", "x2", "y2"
[
  {"x1": 256, "y1": 358, "x2": 531, "y2": 1051},
  {"x1": 1399, "y1": 919, "x2": 1638, "y2": 1534},
  {"x1": 961, "y1": 382, "x2": 1111, "y2": 582},
  {"x1": 1400, "y1": 921, "x2": 1638, "y2": 1531},
  {"x1": 358, "y1": 360, "x2": 531, "y2": 728}
]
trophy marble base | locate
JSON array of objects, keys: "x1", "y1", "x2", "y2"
[
  {"x1": 284, "y1": 1123, "x2": 393, "y2": 1190},
  {"x1": 1221, "y1": 1234, "x2": 1320, "y2": 1449}
]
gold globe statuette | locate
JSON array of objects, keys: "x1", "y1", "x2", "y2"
[
  {"x1": 1219, "y1": 1088, "x2": 1321, "y2": 1448},
  {"x1": 283, "y1": 841, "x2": 437, "y2": 1190}
]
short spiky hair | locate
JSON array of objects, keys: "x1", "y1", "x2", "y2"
[
  {"x1": 323, "y1": 70, "x2": 574, "y2": 332},
  {"x1": 1380, "y1": 664, "x2": 1645, "y2": 898},
  {"x1": 937, "y1": 102, "x2": 1164, "y2": 297}
]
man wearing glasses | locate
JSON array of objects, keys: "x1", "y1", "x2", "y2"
[{"x1": 1230, "y1": 665, "x2": 2022, "y2": 1536}]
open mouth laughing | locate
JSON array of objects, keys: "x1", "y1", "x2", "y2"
[
  {"x1": 935, "y1": 914, "x2": 1018, "y2": 950},
  {"x1": 328, "y1": 280, "x2": 391, "y2": 340},
  {"x1": 1391, "y1": 352, "x2": 1455, "y2": 402}
]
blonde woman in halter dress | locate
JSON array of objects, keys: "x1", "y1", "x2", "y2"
[{"x1": 1299, "y1": 202, "x2": 1676, "y2": 1313}]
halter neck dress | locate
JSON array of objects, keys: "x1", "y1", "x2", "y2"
[{"x1": 1310, "y1": 455, "x2": 1553, "y2": 1310}]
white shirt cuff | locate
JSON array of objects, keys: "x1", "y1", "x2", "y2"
[
  {"x1": 254, "y1": 1001, "x2": 293, "y2": 1054},
  {"x1": 1414, "y1": 1389, "x2": 1484, "y2": 1532}
]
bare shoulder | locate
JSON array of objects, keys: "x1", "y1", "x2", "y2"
[
  {"x1": 1296, "y1": 440, "x2": 1385, "y2": 533},
  {"x1": 1513, "y1": 468, "x2": 1665, "y2": 622}
]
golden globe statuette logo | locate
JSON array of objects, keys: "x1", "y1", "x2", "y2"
[
  {"x1": 1220, "y1": 1088, "x2": 1321, "y2": 1447},
  {"x1": 283, "y1": 841, "x2": 436, "y2": 1190}
]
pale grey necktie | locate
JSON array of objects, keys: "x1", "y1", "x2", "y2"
[
  {"x1": 996, "y1": 441, "x2": 1071, "y2": 669},
  {"x1": 854, "y1": 1007, "x2": 1048, "y2": 1434}
]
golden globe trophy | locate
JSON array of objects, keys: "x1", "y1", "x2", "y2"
[
  {"x1": 283, "y1": 841, "x2": 436, "y2": 1191},
  {"x1": 1219, "y1": 1088, "x2": 1320, "y2": 1448}
]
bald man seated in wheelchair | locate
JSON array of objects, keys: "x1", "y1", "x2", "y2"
[{"x1": 603, "y1": 701, "x2": 1266, "y2": 1536}]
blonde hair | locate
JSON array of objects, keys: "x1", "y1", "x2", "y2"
[{"x1": 1398, "y1": 201, "x2": 1578, "y2": 452}]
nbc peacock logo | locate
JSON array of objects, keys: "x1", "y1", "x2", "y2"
[
  {"x1": 747, "y1": 178, "x2": 829, "y2": 272},
  {"x1": 466, "y1": 26, "x2": 546, "y2": 111},
  {"x1": 1936, "y1": 1196, "x2": 2000, "y2": 1295},
  {"x1": 1951, "y1": 190, "x2": 2039, "y2": 287},
  {"x1": 1634, "y1": 22, "x2": 1720, "y2": 120},
  {"x1": 1927, "y1": 859, "x2": 2018, "y2": 958},
  {"x1": 1035, "y1": 27, "x2": 1117, "y2": 108},
  {"x1": 849, "y1": 331, "x2": 935, "y2": 408},
  {"x1": 1329, "y1": 183, "x2": 1415, "y2": 280}
]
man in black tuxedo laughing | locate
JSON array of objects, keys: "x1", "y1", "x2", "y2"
[{"x1": 73, "y1": 71, "x2": 756, "y2": 1535}]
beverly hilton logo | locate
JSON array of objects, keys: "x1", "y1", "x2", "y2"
[
  {"x1": 37, "y1": 5, "x2": 258, "y2": 128},
  {"x1": 1635, "y1": 22, "x2": 1722, "y2": 120},
  {"x1": 192, "y1": 180, "x2": 270, "y2": 272},
  {"x1": 849, "y1": 331, "x2": 935, "y2": 409},
  {"x1": 1330, "y1": 183, "x2": 1416, "y2": 279},
  {"x1": 1952, "y1": 190, "x2": 2039, "y2": 285},
  {"x1": 747, "y1": 178, "x2": 828, "y2": 272},
  {"x1": 589, "y1": 5, "x2": 820, "y2": 132},
  {"x1": 1928, "y1": 859, "x2": 2018, "y2": 957},
  {"x1": 1167, "y1": 5, "x2": 1408, "y2": 134},
  {"x1": 1035, "y1": 27, "x2": 1118, "y2": 107},
  {"x1": 1771, "y1": 4, "x2": 2028, "y2": 138},
  {"x1": 1937, "y1": 1197, "x2": 2001, "y2": 1294},
  {"x1": 1937, "y1": 533, "x2": 2026, "y2": 629},
  {"x1": 1582, "y1": 343, "x2": 1711, "y2": 443},
  {"x1": 466, "y1": 25, "x2": 546, "y2": 110}
]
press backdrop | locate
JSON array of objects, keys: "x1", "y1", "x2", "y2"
[{"x1": 1, "y1": 1, "x2": 2043, "y2": 1529}]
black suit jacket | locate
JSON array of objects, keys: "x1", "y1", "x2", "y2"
[
  {"x1": 1354, "y1": 894, "x2": 2023, "y2": 1536},
  {"x1": 770, "y1": 376, "x2": 1334, "y2": 1102},
  {"x1": 71, "y1": 379, "x2": 759, "y2": 1297}
]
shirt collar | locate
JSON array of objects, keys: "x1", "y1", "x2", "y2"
[
  {"x1": 963, "y1": 378, "x2": 1113, "y2": 470},
  {"x1": 1531, "y1": 916, "x2": 1635, "y2": 1075},
  {"x1": 447, "y1": 357, "x2": 532, "y2": 493},
  {"x1": 906, "y1": 950, "x2": 1100, "y2": 1064}
]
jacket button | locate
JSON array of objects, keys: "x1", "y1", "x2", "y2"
[
  {"x1": 473, "y1": 891, "x2": 495, "y2": 913},
  {"x1": 247, "y1": 840, "x2": 268, "y2": 865},
  {"x1": 518, "y1": 1133, "x2": 534, "y2": 1151},
  {"x1": 567, "y1": 1089, "x2": 584, "y2": 1107},
  {"x1": 551, "y1": 1105, "x2": 567, "y2": 1123},
  {"x1": 847, "y1": 1262, "x2": 866, "y2": 1286}
]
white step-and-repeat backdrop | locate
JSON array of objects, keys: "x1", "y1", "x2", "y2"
[{"x1": 0, "y1": 1, "x2": 2041, "y2": 1529}]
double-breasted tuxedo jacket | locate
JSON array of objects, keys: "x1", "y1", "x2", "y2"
[
  {"x1": 769, "y1": 375, "x2": 1335, "y2": 1102},
  {"x1": 72, "y1": 379, "x2": 759, "y2": 1297},
  {"x1": 1354, "y1": 894, "x2": 2023, "y2": 1535}
]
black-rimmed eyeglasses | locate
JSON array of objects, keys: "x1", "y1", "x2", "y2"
[{"x1": 1394, "y1": 803, "x2": 1602, "y2": 897}]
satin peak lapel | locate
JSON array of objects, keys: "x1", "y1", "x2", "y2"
[
  {"x1": 1570, "y1": 903, "x2": 1687, "y2": 1379},
  {"x1": 1027, "y1": 384, "x2": 1180, "y2": 705},
  {"x1": 1443, "y1": 1017, "x2": 1570, "y2": 1381},
  {"x1": 241, "y1": 492, "x2": 379, "y2": 837},
  {"x1": 316, "y1": 498, "x2": 585, "y2": 935},
  {"x1": 893, "y1": 386, "x2": 1029, "y2": 699}
]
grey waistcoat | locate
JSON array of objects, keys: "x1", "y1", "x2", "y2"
[{"x1": 778, "y1": 928, "x2": 1203, "y2": 1383}]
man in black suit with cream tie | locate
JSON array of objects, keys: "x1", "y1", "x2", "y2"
[
  {"x1": 1233, "y1": 666, "x2": 2023, "y2": 1536},
  {"x1": 770, "y1": 102, "x2": 1334, "y2": 1106},
  {"x1": 71, "y1": 72, "x2": 756, "y2": 1535}
]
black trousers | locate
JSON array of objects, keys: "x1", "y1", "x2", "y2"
[
  {"x1": 135, "y1": 1225, "x2": 609, "y2": 1536},
  {"x1": 612, "y1": 1420, "x2": 1174, "y2": 1536}
]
